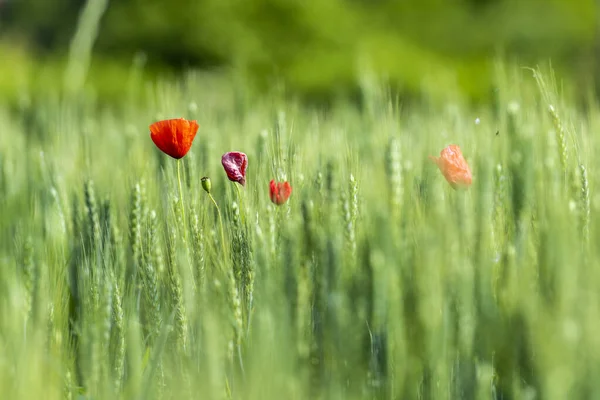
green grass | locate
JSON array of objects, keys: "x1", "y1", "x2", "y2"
[{"x1": 0, "y1": 62, "x2": 597, "y2": 399}]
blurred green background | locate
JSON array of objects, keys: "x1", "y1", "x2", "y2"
[{"x1": 0, "y1": 0, "x2": 598, "y2": 103}]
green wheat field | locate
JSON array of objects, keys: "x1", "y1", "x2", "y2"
[{"x1": 0, "y1": 63, "x2": 598, "y2": 400}]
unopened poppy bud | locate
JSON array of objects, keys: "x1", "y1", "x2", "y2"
[{"x1": 201, "y1": 177, "x2": 212, "y2": 193}]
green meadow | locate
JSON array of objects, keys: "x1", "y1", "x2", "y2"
[{"x1": 0, "y1": 60, "x2": 598, "y2": 399}]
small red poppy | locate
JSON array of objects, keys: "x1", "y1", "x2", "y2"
[
  {"x1": 221, "y1": 151, "x2": 248, "y2": 186},
  {"x1": 429, "y1": 144, "x2": 472, "y2": 189},
  {"x1": 149, "y1": 118, "x2": 199, "y2": 159},
  {"x1": 269, "y1": 180, "x2": 292, "y2": 205}
]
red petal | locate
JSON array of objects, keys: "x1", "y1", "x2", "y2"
[
  {"x1": 222, "y1": 152, "x2": 248, "y2": 185},
  {"x1": 434, "y1": 145, "x2": 472, "y2": 189},
  {"x1": 150, "y1": 118, "x2": 199, "y2": 159},
  {"x1": 269, "y1": 180, "x2": 292, "y2": 205},
  {"x1": 281, "y1": 182, "x2": 292, "y2": 201}
]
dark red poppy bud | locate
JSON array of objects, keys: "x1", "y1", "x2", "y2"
[
  {"x1": 221, "y1": 151, "x2": 248, "y2": 186},
  {"x1": 269, "y1": 180, "x2": 292, "y2": 205}
]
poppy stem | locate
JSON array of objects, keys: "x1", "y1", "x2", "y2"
[
  {"x1": 235, "y1": 184, "x2": 245, "y2": 225},
  {"x1": 177, "y1": 160, "x2": 187, "y2": 241},
  {"x1": 208, "y1": 193, "x2": 227, "y2": 257}
]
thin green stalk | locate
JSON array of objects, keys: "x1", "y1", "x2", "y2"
[
  {"x1": 206, "y1": 190, "x2": 244, "y2": 377},
  {"x1": 208, "y1": 193, "x2": 227, "y2": 257},
  {"x1": 177, "y1": 159, "x2": 187, "y2": 241},
  {"x1": 235, "y1": 184, "x2": 245, "y2": 225}
]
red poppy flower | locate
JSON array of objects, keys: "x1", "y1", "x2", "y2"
[
  {"x1": 269, "y1": 180, "x2": 292, "y2": 205},
  {"x1": 149, "y1": 118, "x2": 199, "y2": 159},
  {"x1": 221, "y1": 151, "x2": 248, "y2": 186},
  {"x1": 429, "y1": 144, "x2": 472, "y2": 189}
]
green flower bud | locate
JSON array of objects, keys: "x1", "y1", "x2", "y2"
[{"x1": 201, "y1": 177, "x2": 212, "y2": 194}]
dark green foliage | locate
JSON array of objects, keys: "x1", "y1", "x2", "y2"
[{"x1": 4, "y1": 0, "x2": 597, "y2": 101}]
